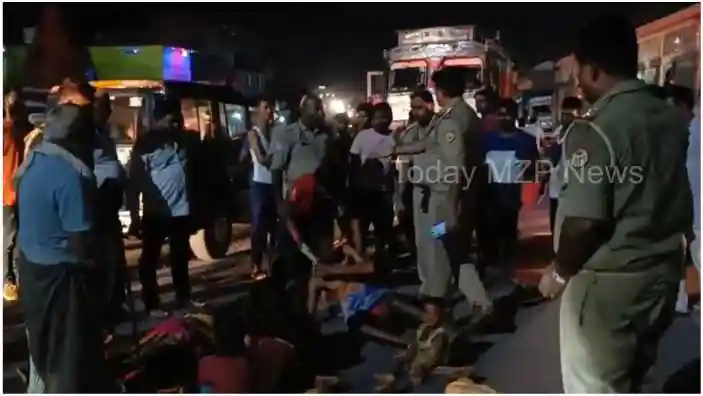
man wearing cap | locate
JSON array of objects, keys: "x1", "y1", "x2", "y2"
[
  {"x1": 269, "y1": 94, "x2": 332, "y2": 310},
  {"x1": 16, "y1": 80, "x2": 111, "y2": 392},
  {"x1": 128, "y1": 97, "x2": 202, "y2": 318}
]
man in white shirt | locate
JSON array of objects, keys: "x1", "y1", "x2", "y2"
[
  {"x1": 349, "y1": 103, "x2": 396, "y2": 268},
  {"x1": 350, "y1": 124, "x2": 396, "y2": 170}
]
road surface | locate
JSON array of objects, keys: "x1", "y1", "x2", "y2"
[{"x1": 3, "y1": 209, "x2": 700, "y2": 393}]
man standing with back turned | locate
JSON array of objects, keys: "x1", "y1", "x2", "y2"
[{"x1": 538, "y1": 16, "x2": 693, "y2": 393}]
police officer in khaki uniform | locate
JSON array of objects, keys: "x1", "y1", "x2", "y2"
[
  {"x1": 391, "y1": 68, "x2": 491, "y2": 312},
  {"x1": 537, "y1": 16, "x2": 693, "y2": 393},
  {"x1": 396, "y1": 90, "x2": 434, "y2": 289}
]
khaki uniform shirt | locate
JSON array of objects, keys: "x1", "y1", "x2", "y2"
[
  {"x1": 413, "y1": 98, "x2": 481, "y2": 192},
  {"x1": 556, "y1": 80, "x2": 692, "y2": 274}
]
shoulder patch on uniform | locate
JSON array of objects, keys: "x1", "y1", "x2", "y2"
[
  {"x1": 445, "y1": 132, "x2": 456, "y2": 143},
  {"x1": 569, "y1": 148, "x2": 588, "y2": 168}
]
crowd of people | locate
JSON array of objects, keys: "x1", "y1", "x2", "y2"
[{"x1": 1, "y1": 14, "x2": 700, "y2": 393}]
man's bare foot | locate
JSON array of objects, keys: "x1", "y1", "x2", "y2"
[{"x1": 373, "y1": 374, "x2": 396, "y2": 392}]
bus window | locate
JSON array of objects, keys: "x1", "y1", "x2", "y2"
[
  {"x1": 108, "y1": 94, "x2": 144, "y2": 144},
  {"x1": 196, "y1": 101, "x2": 214, "y2": 139},
  {"x1": 182, "y1": 99, "x2": 215, "y2": 139},
  {"x1": 217, "y1": 103, "x2": 231, "y2": 139},
  {"x1": 182, "y1": 99, "x2": 199, "y2": 132},
  {"x1": 222, "y1": 103, "x2": 248, "y2": 138}
]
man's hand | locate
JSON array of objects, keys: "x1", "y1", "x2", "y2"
[
  {"x1": 538, "y1": 263, "x2": 567, "y2": 299},
  {"x1": 300, "y1": 243, "x2": 321, "y2": 268}
]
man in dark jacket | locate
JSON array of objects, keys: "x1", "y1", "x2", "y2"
[{"x1": 128, "y1": 97, "x2": 203, "y2": 318}]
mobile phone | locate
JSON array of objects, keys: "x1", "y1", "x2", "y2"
[{"x1": 431, "y1": 222, "x2": 447, "y2": 239}]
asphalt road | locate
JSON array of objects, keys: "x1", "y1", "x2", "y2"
[{"x1": 3, "y1": 209, "x2": 700, "y2": 393}]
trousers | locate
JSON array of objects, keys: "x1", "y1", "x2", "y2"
[
  {"x1": 138, "y1": 215, "x2": 191, "y2": 310},
  {"x1": 26, "y1": 329, "x2": 45, "y2": 393},
  {"x1": 3, "y1": 205, "x2": 18, "y2": 281},
  {"x1": 19, "y1": 255, "x2": 109, "y2": 392},
  {"x1": 250, "y1": 181, "x2": 277, "y2": 266},
  {"x1": 412, "y1": 185, "x2": 489, "y2": 307},
  {"x1": 560, "y1": 267, "x2": 679, "y2": 393}
]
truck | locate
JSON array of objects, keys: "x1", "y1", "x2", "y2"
[{"x1": 384, "y1": 25, "x2": 516, "y2": 128}]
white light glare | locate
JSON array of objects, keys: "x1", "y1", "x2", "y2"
[{"x1": 329, "y1": 99, "x2": 346, "y2": 115}]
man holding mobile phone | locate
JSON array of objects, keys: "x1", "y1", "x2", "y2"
[{"x1": 389, "y1": 68, "x2": 491, "y2": 319}]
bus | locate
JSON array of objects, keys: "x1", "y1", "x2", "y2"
[{"x1": 91, "y1": 79, "x2": 253, "y2": 260}]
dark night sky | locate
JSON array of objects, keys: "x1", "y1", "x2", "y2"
[{"x1": 3, "y1": 3, "x2": 693, "y2": 92}]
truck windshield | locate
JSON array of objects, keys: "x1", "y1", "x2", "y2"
[
  {"x1": 455, "y1": 66, "x2": 483, "y2": 90},
  {"x1": 389, "y1": 67, "x2": 425, "y2": 92}
]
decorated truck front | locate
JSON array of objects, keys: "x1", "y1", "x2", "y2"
[{"x1": 385, "y1": 26, "x2": 515, "y2": 127}]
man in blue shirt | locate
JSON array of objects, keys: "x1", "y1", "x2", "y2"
[
  {"x1": 128, "y1": 97, "x2": 201, "y2": 317},
  {"x1": 16, "y1": 80, "x2": 109, "y2": 392},
  {"x1": 481, "y1": 98, "x2": 539, "y2": 272}
]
